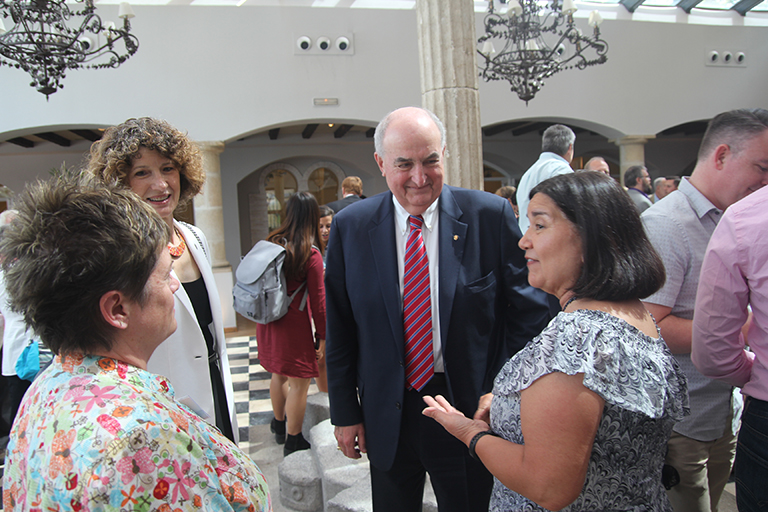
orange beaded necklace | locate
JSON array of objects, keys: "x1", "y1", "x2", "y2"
[{"x1": 168, "y1": 226, "x2": 186, "y2": 259}]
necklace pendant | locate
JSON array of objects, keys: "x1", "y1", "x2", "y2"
[{"x1": 169, "y1": 226, "x2": 186, "y2": 259}]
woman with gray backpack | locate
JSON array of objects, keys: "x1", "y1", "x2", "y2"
[{"x1": 256, "y1": 191, "x2": 326, "y2": 456}]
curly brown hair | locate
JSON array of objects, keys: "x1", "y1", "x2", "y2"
[{"x1": 86, "y1": 117, "x2": 205, "y2": 210}]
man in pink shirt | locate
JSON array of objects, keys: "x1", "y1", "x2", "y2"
[{"x1": 692, "y1": 183, "x2": 768, "y2": 512}]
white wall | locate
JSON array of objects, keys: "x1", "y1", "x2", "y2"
[
  {"x1": 2, "y1": 4, "x2": 768, "y2": 267},
  {"x1": 3, "y1": 6, "x2": 767, "y2": 142}
]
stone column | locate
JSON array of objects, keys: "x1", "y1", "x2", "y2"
[
  {"x1": 196, "y1": 141, "x2": 237, "y2": 331},
  {"x1": 614, "y1": 135, "x2": 656, "y2": 186},
  {"x1": 416, "y1": 0, "x2": 483, "y2": 190}
]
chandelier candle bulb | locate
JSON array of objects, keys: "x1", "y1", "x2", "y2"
[
  {"x1": 507, "y1": 0, "x2": 523, "y2": 17},
  {"x1": 118, "y1": 2, "x2": 135, "y2": 20},
  {"x1": 589, "y1": 10, "x2": 603, "y2": 28},
  {"x1": 481, "y1": 40, "x2": 496, "y2": 57}
]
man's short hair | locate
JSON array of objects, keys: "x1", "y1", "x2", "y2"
[
  {"x1": 530, "y1": 172, "x2": 665, "y2": 301},
  {"x1": 0, "y1": 174, "x2": 169, "y2": 356},
  {"x1": 495, "y1": 185, "x2": 517, "y2": 205},
  {"x1": 666, "y1": 176, "x2": 681, "y2": 188},
  {"x1": 584, "y1": 156, "x2": 608, "y2": 171},
  {"x1": 624, "y1": 165, "x2": 647, "y2": 189},
  {"x1": 698, "y1": 108, "x2": 768, "y2": 161},
  {"x1": 654, "y1": 177, "x2": 666, "y2": 191},
  {"x1": 374, "y1": 107, "x2": 446, "y2": 156},
  {"x1": 541, "y1": 124, "x2": 576, "y2": 156},
  {"x1": 342, "y1": 176, "x2": 363, "y2": 196}
]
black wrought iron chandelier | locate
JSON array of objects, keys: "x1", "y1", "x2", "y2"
[
  {"x1": 0, "y1": 0, "x2": 138, "y2": 98},
  {"x1": 478, "y1": 0, "x2": 608, "y2": 104}
]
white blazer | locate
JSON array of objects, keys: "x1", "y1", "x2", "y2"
[{"x1": 147, "y1": 220, "x2": 239, "y2": 443}]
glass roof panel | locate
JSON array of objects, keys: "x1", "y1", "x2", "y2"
[
  {"x1": 695, "y1": 0, "x2": 739, "y2": 8},
  {"x1": 642, "y1": 0, "x2": 679, "y2": 6}
]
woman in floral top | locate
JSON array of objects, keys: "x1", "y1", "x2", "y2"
[{"x1": 0, "y1": 174, "x2": 270, "y2": 512}]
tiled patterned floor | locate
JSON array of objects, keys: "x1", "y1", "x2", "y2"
[{"x1": 226, "y1": 332, "x2": 319, "y2": 457}]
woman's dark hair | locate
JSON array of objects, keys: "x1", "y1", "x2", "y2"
[
  {"x1": 530, "y1": 172, "x2": 665, "y2": 301},
  {"x1": 0, "y1": 173, "x2": 169, "y2": 356},
  {"x1": 267, "y1": 192, "x2": 322, "y2": 281},
  {"x1": 319, "y1": 205, "x2": 334, "y2": 219}
]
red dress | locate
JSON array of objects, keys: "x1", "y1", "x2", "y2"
[{"x1": 256, "y1": 248, "x2": 326, "y2": 378}]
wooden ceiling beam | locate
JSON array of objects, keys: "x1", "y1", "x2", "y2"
[
  {"x1": 334, "y1": 124, "x2": 354, "y2": 139},
  {"x1": 302, "y1": 124, "x2": 319, "y2": 139},
  {"x1": 7, "y1": 137, "x2": 34, "y2": 148},
  {"x1": 70, "y1": 129, "x2": 102, "y2": 142},
  {"x1": 37, "y1": 132, "x2": 71, "y2": 147}
]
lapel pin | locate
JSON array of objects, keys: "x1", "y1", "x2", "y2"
[{"x1": 453, "y1": 235, "x2": 458, "y2": 241}]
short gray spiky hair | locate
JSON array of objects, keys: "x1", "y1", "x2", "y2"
[{"x1": 0, "y1": 173, "x2": 170, "y2": 356}]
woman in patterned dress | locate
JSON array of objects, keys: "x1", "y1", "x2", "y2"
[
  {"x1": 424, "y1": 172, "x2": 689, "y2": 511},
  {"x1": 0, "y1": 175, "x2": 269, "y2": 511}
]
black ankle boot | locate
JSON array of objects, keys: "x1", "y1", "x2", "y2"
[
  {"x1": 284, "y1": 432, "x2": 311, "y2": 456},
  {"x1": 270, "y1": 417, "x2": 286, "y2": 445}
]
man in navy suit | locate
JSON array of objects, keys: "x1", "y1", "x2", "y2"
[
  {"x1": 325, "y1": 176, "x2": 363, "y2": 213},
  {"x1": 325, "y1": 107, "x2": 550, "y2": 512}
]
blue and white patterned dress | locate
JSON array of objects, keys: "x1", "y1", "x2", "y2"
[{"x1": 490, "y1": 309, "x2": 689, "y2": 511}]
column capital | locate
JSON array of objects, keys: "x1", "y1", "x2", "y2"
[
  {"x1": 196, "y1": 141, "x2": 226, "y2": 155},
  {"x1": 611, "y1": 135, "x2": 656, "y2": 146}
]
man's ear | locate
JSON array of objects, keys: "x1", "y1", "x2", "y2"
[
  {"x1": 100, "y1": 290, "x2": 130, "y2": 330},
  {"x1": 713, "y1": 143, "x2": 730, "y2": 170},
  {"x1": 374, "y1": 153, "x2": 386, "y2": 176}
]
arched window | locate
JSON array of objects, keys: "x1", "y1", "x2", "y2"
[
  {"x1": 308, "y1": 167, "x2": 339, "y2": 205},
  {"x1": 265, "y1": 169, "x2": 297, "y2": 230}
]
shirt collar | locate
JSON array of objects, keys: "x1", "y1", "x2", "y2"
[
  {"x1": 393, "y1": 194, "x2": 439, "y2": 235},
  {"x1": 540, "y1": 152, "x2": 569, "y2": 164},
  {"x1": 679, "y1": 177, "x2": 722, "y2": 219}
]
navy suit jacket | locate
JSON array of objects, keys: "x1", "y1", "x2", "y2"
[
  {"x1": 325, "y1": 185, "x2": 550, "y2": 471},
  {"x1": 325, "y1": 195, "x2": 361, "y2": 214}
]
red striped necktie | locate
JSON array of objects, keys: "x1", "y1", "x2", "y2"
[{"x1": 403, "y1": 215, "x2": 434, "y2": 391}]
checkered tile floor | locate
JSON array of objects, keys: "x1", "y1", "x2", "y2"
[
  {"x1": 226, "y1": 333, "x2": 319, "y2": 456},
  {"x1": 227, "y1": 334, "x2": 274, "y2": 448}
]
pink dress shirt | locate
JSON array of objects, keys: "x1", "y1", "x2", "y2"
[{"x1": 692, "y1": 185, "x2": 768, "y2": 401}]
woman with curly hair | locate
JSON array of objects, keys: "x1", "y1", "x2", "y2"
[
  {"x1": 257, "y1": 192, "x2": 326, "y2": 456},
  {"x1": 87, "y1": 117, "x2": 238, "y2": 443}
]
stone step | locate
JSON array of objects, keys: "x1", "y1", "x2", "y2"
[{"x1": 279, "y1": 393, "x2": 436, "y2": 512}]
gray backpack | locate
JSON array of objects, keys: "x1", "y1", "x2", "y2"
[{"x1": 233, "y1": 240, "x2": 308, "y2": 324}]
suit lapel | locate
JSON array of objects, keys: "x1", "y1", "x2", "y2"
[
  {"x1": 438, "y1": 186, "x2": 467, "y2": 348},
  {"x1": 368, "y1": 193, "x2": 406, "y2": 357}
]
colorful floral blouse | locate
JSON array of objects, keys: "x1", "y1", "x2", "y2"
[{"x1": 2, "y1": 354, "x2": 270, "y2": 512}]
